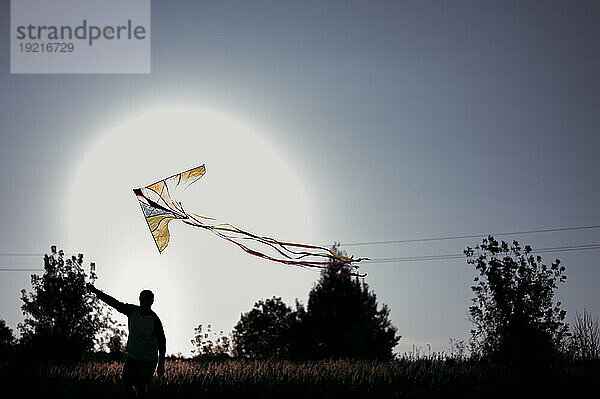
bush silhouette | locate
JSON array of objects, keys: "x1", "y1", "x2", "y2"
[
  {"x1": 233, "y1": 297, "x2": 298, "y2": 359},
  {"x1": 0, "y1": 319, "x2": 16, "y2": 359},
  {"x1": 465, "y1": 236, "x2": 568, "y2": 363},
  {"x1": 19, "y1": 246, "x2": 116, "y2": 361}
]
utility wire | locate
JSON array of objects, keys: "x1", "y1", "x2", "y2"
[
  {"x1": 0, "y1": 254, "x2": 45, "y2": 257},
  {"x1": 1, "y1": 224, "x2": 599, "y2": 257},
  {"x1": 0, "y1": 253, "x2": 76, "y2": 257},
  {"x1": 1, "y1": 224, "x2": 600, "y2": 271},
  {"x1": 0, "y1": 268, "x2": 44, "y2": 272},
  {"x1": 365, "y1": 243, "x2": 600, "y2": 264},
  {"x1": 2, "y1": 243, "x2": 600, "y2": 271},
  {"x1": 338, "y1": 224, "x2": 600, "y2": 247}
]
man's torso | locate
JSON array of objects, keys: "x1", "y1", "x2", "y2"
[{"x1": 126, "y1": 309, "x2": 159, "y2": 361}]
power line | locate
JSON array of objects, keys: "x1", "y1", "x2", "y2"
[
  {"x1": 0, "y1": 268, "x2": 44, "y2": 272},
  {"x1": 365, "y1": 243, "x2": 600, "y2": 264},
  {"x1": 367, "y1": 254, "x2": 464, "y2": 263},
  {"x1": 2, "y1": 243, "x2": 600, "y2": 271},
  {"x1": 338, "y1": 224, "x2": 600, "y2": 247},
  {"x1": 1, "y1": 224, "x2": 600, "y2": 271},
  {"x1": 0, "y1": 253, "x2": 77, "y2": 257},
  {"x1": 0, "y1": 224, "x2": 599, "y2": 259},
  {"x1": 0, "y1": 254, "x2": 45, "y2": 257}
]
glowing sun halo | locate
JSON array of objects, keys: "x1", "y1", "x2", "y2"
[{"x1": 63, "y1": 105, "x2": 317, "y2": 355}]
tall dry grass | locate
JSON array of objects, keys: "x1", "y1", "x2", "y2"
[{"x1": 1, "y1": 357, "x2": 598, "y2": 398}]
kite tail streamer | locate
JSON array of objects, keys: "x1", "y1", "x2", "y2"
[
  {"x1": 134, "y1": 164, "x2": 368, "y2": 276},
  {"x1": 185, "y1": 217, "x2": 368, "y2": 276}
]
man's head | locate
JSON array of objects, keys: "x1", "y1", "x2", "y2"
[{"x1": 139, "y1": 289, "x2": 154, "y2": 309}]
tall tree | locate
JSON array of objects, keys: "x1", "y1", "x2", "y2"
[
  {"x1": 19, "y1": 246, "x2": 115, "y2": 360},
  {"x1": 464, "y1": 236, "x2": 569, "y2": 362},
  {"x1": 303, "y1": 244, "x2": 400, "y2": 359}
]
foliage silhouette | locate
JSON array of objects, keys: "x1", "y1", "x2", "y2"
[
  {"x1": 0, "y1": 319, "x2": 16, "y2": 359},
  {"x1": 18, "y1": 246, "x2": 116, "y2": 361},
  {"x1": 568, "y1": 309, "x2": 600, "y2": 360},
  {"x1": 105, "y1": 323, "x2": 127, "y2": 361},
  {"x1": 232, "y1": 297, "x2": 299, "y2": 359},
  {"x1": 302, "y1": 244, "x2": 400, "y2": 359},
  {"x1": 232, "y1": 244, "x2": 400, "y2": 360},
  {"x1": 464, "y1": 236, "x2": 569, "y2": 363},
  {"x1": 192, "y1": 323, "x2": 232, "y2": 360}
]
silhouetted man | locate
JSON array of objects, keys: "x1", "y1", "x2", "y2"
[{"x1": 87, "y1": 284, "x2": 166, "y2": 398}]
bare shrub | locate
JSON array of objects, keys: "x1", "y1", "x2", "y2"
[{"x1": 568, "y1": 309, "x2": 600, "y2": 360}]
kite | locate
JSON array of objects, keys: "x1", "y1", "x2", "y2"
[{"x1": 133, "y1": 165, "x2": 367, "y2": 276}]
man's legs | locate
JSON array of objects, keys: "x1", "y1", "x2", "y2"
[
  {"x1": 134, "y1": 383, "x2": 148, "y2": 398},
  {"x1": 122, "y1": 356, "x2": 156, "y2": 398},
  {"x1": 122, "y1": 383, "x2": 136, "y2": 398},
  {"x1": 122, "y1": 357, "x2": 134, "y2": 397}
]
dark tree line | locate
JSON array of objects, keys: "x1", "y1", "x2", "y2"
[{"x1": 2, "y1": 238, "x2": 598, "y2": 364}]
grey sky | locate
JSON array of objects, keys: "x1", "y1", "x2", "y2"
[{"x1": 1, "y1": 1, "x2": 599, "y2": 355}]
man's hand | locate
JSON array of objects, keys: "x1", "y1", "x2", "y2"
[
  {"x1": 85, "y1": 283, "x2": 98, "y2": 293},
  {"x1": 156, "y1": 360, "x2": 165, "y2": 377}
]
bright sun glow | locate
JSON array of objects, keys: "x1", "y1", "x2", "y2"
[{"x1": 63, "y1": 105, "x2": 317, "y2": 356}]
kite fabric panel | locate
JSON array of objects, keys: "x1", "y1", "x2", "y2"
[{"x1": 133, "y1": 165, "x2": 367, "y2": 276}]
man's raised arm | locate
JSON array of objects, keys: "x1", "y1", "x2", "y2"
[{"x1": 86, "y1": 284, "x2": 136, "y2": 315}]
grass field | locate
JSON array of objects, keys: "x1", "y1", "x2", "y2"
[{"x1": 1, "y1": 357, "x2": 599, "y2": 398}]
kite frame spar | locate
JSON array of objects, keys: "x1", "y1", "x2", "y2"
[{"x1": 133, "y1": 164, "x2": 367, "y2": 276}]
